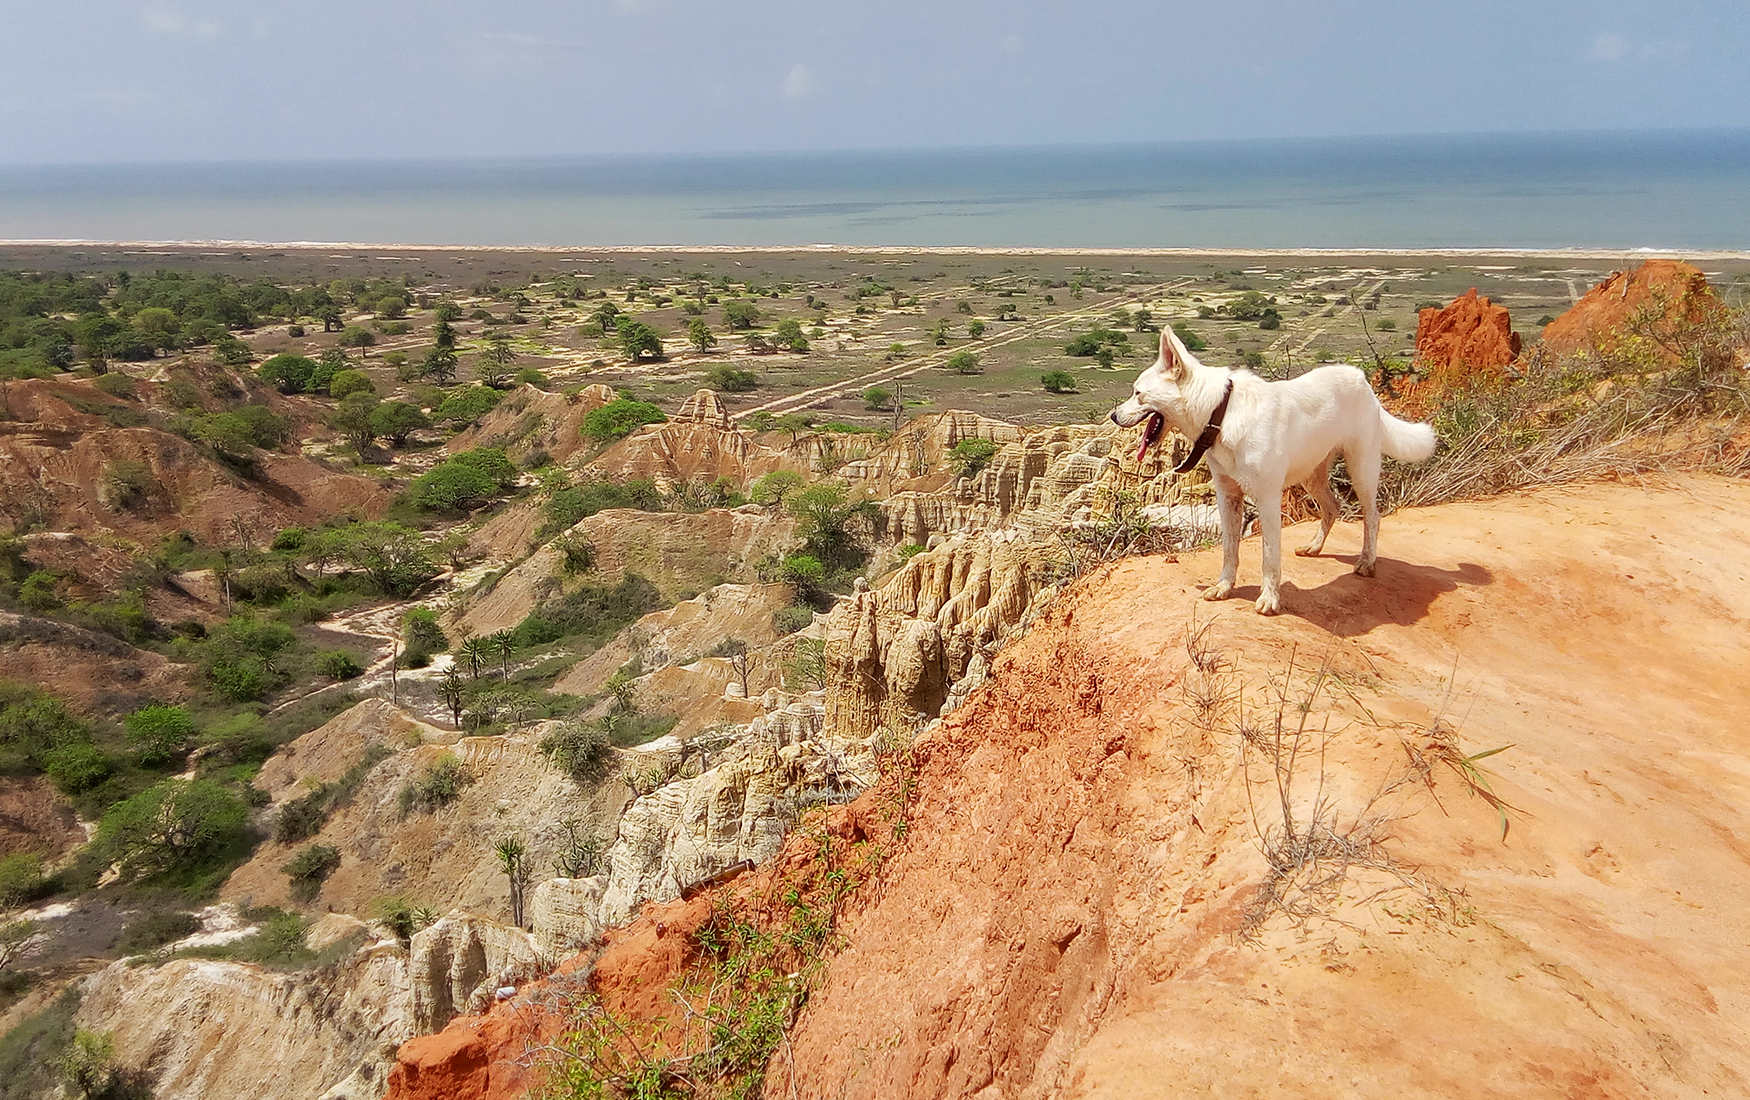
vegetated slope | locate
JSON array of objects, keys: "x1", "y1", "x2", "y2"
[{"x1": 774, "y1": 474, "x2": 1750, "y2": 1099}]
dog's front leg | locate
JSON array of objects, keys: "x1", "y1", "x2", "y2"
[
  {"x1": 1203, "y1": 476, "x2": 1243, "y2": 602},
  {"x1": 1254, "y1": 486, "x2": 1283, "y2": 615}
]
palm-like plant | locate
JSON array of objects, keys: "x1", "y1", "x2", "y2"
[
  {"x1": 458, "y1": 637, "x2": 485, "y2": 681},
  {"x1": 490, "y1": 631, "x2": 515, "y2": 683}
]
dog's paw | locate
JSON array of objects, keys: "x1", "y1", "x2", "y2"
[
  {"x1": 1253, "y1": 592, "x2": 1280, "y2": 615},
  {"x1": 1353, "y1": 560, "x2": 1377, "y2": 578},
  {"x1": 1201, "y1": 581, "x2": 1234, "y2": 602}
]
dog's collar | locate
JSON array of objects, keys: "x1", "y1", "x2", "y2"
[{"x1": 1174, "y1": 377, "x2": 1234, "y2": 474}]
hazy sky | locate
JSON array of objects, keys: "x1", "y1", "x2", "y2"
[{"x1": 4, "y1": 0, "x2": 1747, "y2": 164}]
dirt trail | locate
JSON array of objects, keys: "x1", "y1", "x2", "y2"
[
  {"x1": 733, "y1": 281, "x2": 1192, "y2": 420},
  {"x1": 776, "y1": 474, "x2": 1750, "y2": 1099}
]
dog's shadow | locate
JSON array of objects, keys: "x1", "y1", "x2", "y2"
[{"x1": 1218, "y1": 556, "x2": 1492, "y2": 638}]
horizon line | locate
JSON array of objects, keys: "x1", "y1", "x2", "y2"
[
  {"x1": 2, "y1": 125, "x2": 1747, "y2": 172},
  {"x1": 5, "y1": 240, "x2": 1748, "y2": 262}
]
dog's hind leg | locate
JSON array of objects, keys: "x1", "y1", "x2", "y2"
[
  {"x1": 1203, "y1": 475, "x2": 1244, "y2": 602},
  {"x1": 1348, "y1": 447, "x2": 1382, "y2": 577},
  {"x1": 1295, "y1": 455, "x2": 1339, "y2": 558},
  {"x1": 1254, "y1": 486, "x2": 1283, "y2": 615}
]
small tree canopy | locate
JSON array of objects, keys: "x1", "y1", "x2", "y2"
[{"x1": 581, "y1": 398, "x2": 667, "y2": 443}]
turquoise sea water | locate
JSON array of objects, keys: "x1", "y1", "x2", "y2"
[{"x1": 2, "y1": 130, "x2": 1747, "y2": 250}]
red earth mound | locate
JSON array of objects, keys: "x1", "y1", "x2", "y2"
[
  {"x1": 1538, "y1": 259, "x2": 1725, "y2": 363},
  {"x1": 1393, "y1": 288, "x2": 1520, "y2": 416}
]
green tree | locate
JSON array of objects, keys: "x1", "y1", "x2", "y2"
[
  {"x1": 332, "y1": 521, "x2": 438, "y2": 596},
  {"x1": 98, "y1": 778, "x2": 249, "y2": 877},
  {"x1": 338, "y1": 325, "x2": 377, "y2": 356},
  {"x1": 862, "y1": 386, "x2": 892, "y2": 411},
  {"x1": 722, "y1": 300, "x2": 761, "y2": 330},
  {"x1": 615, "y1": 317, "x2": 664, "y2": 361},
  {"x1": 369, "y1": 400, "x2": 430, "y2": 447},
  {"x1": 329, "y1": 391, "x2": 381, "y2": 450},
  {"x1": 772, "y1": 318, "x2": 809, "y2": 352},
  {"x1": 434, "y1": 300, "x2": 463, "y2": 322},
  {"x1": 687, "y1": 317, "x2": 717, "y2": 353},
  {"x1": 458, "y1": 636, "x2": 486, "y2": 681},
  {"x1": 328, "y1": 368, "x2": 376, "y2": 399},
  {"x1": 580, "y1": 398, "x2": 666, "y2": 443},
  {"x1": 257, "y1": 352, "x2": 318, "y2": 394},
  {"x1": 435, "y1": 384, "x2": 504, "y2": 428},
  {"x1": 124, "y1": 703, "x2": 193, "y2": 766},
  {"x1": 1040, "y1": 370, "x2": 1078, "y2": 394},
  {"x1": 490, "y1": 631, "x2": 515, "y2": 682},
  {"x1": 750, "y1": 470, "x2": 803, "y2": 506},
  {"x1": 589, "y1": 300, "x2": 621, "y2": 332},
  {"x1": 946, "y1": 350, "x2": 981, "y2": 374},
  {"x1": 967, "y1": 319, "x2": 986, "y2": 338},
  {"x1": 478, "y1": 333, "x2": 518, "y2": 388},
  {"x1": 787, "y1": 483, "x2": 878, "y2": 569},
  {"x1": 437, "y1": 667, "x2": 465, "y2": 728},
  {"x1": 495, "y1": 835, "x2": 532, "y2": 928}
]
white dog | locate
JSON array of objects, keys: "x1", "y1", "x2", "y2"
[{"x1": 1110, "y1": 327, "x2": 1437, "y2": 615}]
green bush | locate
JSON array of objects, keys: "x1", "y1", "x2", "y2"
[
  {"x1": 124, "y1": 704, "x2": 193, "y2": 765},
  {"x1": 1065, "y1": 328, "x2": 1128, "y2": 356},
  {"x1": 98, "y1": 778, "x2": 250, "y2": 879},
  {"x1": 538, "y1": 721, "x2": 613, "y2": 783},
  {"x1": 281, "y1": 843, "x2": 342, "y2": 902},
  {"x1": 945, "y1": 350, "x2": 981, "y2": 374},
  {"x1": 771, "y1": 604, "x2": 814, "y2": 635},
  {"x1": 948, "y1": 438, "x2": 1000, "y2": 477},
  {"x1": 510, "y1": 572, "x2": 663, "y2": 649},
  {"x1": 42, "y1": 743, "x2": 111, "y2": 795},
  {"x1": 1171, "y1": 323, "x2": 1208, "y2": 352},
  {"x1": 317, "y1": 650, "x2": 363, "y2": 681},
  {"x1": 581, "y1": 398, "x2": 667, "y2": 443},
  {"x1": 704, "y1": 366, "x2": 758, "y2": 392},
  {"x1": 861, "y1": 386, "x2": 892, "y2": 411},
  {"x1": 92, "y1": 372, "x2": 137, "y2": 400},
  {"x1": 398, "y1": 754, "x2": 474, "y2": 817},
  {"x1": 405, "y1": 462, "x2": 497, "y2": 513},
  {"x1": 0, "y1": 852, "x2": 46, "y2": 909},
  {"x1": 257, "y1": 353, "x2": 319, "y2": 394},
  {"x1": 540, "y1": 477, "x2": 665, "y2": 537},
  {"x1": 434, "y1": 384, "x2": 504, "y2": 427},
  {"x1": 115, "y1": 909, "x2": 201, "y2": 954},
  {"x1": 328, "y1": 369, "x2": 375, "y2": 399},
  {"x1": 1040, "y1": 370, "x2": 1077, "y2": 393}
]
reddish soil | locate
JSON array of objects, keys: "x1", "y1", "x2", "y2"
[
  {"x1": 1539, "y1": 259, "x2": 1725, "y2": 363},
  {"x1": 1396, "y1": 288, "x2": 1520, "y2": 415},
  {"x1": 386, "y1": 474, "x2": 1750, "y2": 1100}
]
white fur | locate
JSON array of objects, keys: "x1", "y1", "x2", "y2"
[{"x1": 1111, "y1": 328, "x2": 1437, "y2": 615}]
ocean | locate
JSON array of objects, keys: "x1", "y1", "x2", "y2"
[{"x1": 2, "y1": 129, "x2": 1747, "y2": 251}]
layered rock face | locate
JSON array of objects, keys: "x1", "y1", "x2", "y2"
[
  {"x1": 222, "y1": 709, "x2": 623, "y2": 921},
  {"x1": 824, "y1": 530, "x2": 1046, "y2": 741},
  {"x1": 450, "y1": 505, "x2": 797, "y2": 639},
  {"x1": 409, "y1": 916, "x2": 542, "y2": 1034},
  {"x1": 1540, "y1": 259, "x2": 1726, "y2": 362},
  {"x1": 581, "y1": 389, "x2": 805, "y2": 490},
  {"x1": 1395, "y1": 288, "x2": 1522, "y2": 415},
  {"x1": 74, "y1": 922, "x2": 412, "y2": 1100},
  {"x1": 445, "y1": 383, "x2": 614, "y2": 466}
]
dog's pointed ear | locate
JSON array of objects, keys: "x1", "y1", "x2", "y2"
[{"x1": 1160, "y1": 325, "x2": 1190, "y2": 380}]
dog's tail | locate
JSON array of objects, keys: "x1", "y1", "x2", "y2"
[{"x1": 1379, "y1": 410, "x2": 1438, "y2": 462}]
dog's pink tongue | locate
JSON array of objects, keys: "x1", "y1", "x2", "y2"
[
  {"x1": 1137, "y1": 431, "x2": 1150, "y2": 463},
  {"x1": 1136, "y1": 414, "x2": 1156, "y2": 463}
]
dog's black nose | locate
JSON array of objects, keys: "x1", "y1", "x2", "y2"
[{"x1": 1108, "y1": 411, "x2": 1119, "y2": 425}]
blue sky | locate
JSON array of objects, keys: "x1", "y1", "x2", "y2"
[{"x1": 3, "y1": 0, "x2": 1747, "y2": 164}]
